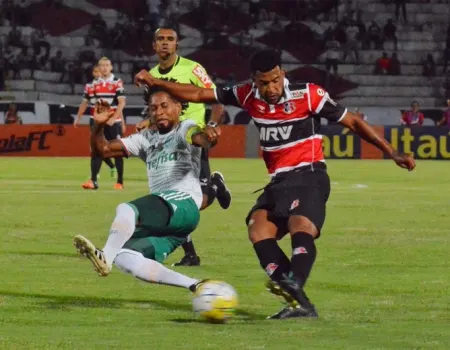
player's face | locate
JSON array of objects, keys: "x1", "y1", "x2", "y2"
[
  {"x1": 153, "y1": 29, "x2": 178, "y2": 60},
  {"x1": 150, "y1": 92, "x2": 181, "y2": 133},
  {"x1": 253, "y1": 66, "x2": 285, "y2": 105},
  {"x1": 98, "y1": 60, "x2": 112, "y2": 77},
  {"x1": 447, "y1": 99, "x2": 450, "y2": 107},
  {"x1": 412, "y1": 102, "x2": 419, "y2": 112},
  {"x1": 92, "y1": 67, "x2": 100, "y2": 79}
]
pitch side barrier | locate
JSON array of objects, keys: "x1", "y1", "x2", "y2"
[{"x1": 0, "y1": 125, "x2": 449, "y2": 159}]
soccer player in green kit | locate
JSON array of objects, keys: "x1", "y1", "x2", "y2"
[{"x1": 137, "y1": 27, "x2": 232, "y2": 266}]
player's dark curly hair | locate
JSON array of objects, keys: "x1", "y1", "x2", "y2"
[
  {"x1": 249, "y1": 49, "x2": 282, "y2": 74},
  {"x1": 144, "y1": 86, "x2": 182, "y2": 107}
]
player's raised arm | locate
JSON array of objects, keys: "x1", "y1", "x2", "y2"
[
  {"x1": 135, "y1": 70, "x2": 218, "y2": 104},
  {"x1": 91, "y1": 101, "x2": 127, "y2": 158}
]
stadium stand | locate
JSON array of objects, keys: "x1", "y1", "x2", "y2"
[{"x1": 0, "y1": 0, "x2": 449, "y2": 125}]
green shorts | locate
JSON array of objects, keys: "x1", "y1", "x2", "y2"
[{"x1": 122, "y1": 191, "x2": 200, "y2": 263}]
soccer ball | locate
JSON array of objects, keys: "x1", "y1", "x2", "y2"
[{"x1": 192, "y1": 280, "x2": 238, "y2": 323}]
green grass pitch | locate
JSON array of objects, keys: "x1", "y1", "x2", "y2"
[{"x1": 0, "y1": 158, "x2": 449, "y2": 349}]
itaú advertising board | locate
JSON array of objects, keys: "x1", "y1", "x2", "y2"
[{"x1": 320, "y1": 126, "x2": 450, "y2": 160}]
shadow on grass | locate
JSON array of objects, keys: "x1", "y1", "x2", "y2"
[{"x1": 0, "y1": 290, "x2": 267, "y2": 320}]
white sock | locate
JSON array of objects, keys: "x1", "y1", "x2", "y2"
[
  {"x1": 102, "y1": 203, "x2": 136, "y2": 267},
  {"x1": 114, "y1": 249, "x2": 199, "y2": 289}
]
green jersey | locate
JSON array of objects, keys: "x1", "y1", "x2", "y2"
[
  {"x1": 120, "y1": 120, "x2": 203, "y2": 208},
  {"x1": 149, "y1": 56, "x2": 215, "y2": 128}
]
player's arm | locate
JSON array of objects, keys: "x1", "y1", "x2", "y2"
[
  {"x1": 135, "y1": 70, "x2": 218, "y2": 104},
  {"x1": 186, "y1": 125, "x2": 217, "y2": 149},
  {"x1": 90, "y1": 101, "x2": 127, "y2": 158},
  {"x1": 308, "y1": 83, "x2": 415, "y2": 171},
  {"x1": 338, "y1": 112, "x2": 414, "y2": 170},
  {"x1": 74, "y1": 99, "x2": 89, "y2": 127}
]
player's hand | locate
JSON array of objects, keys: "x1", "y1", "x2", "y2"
[
  {"x1": 204, "y1": 125, "x2": 221, "y2": 142},
  {"x1": 93, "y1": 100, "x2": 115, "y2": 125},
  {"x1": 136, "y1": 118, "x2": 151, "y2": 132},
  {"x1": 73, "y1": 118, "x2": 79, "y2": 128},
  {"x1": 392, "y1": 151, "x2": 416, "y2": 171},
  {"x1": 134, "y1": 69, "x2": 153, "y2": 87}
]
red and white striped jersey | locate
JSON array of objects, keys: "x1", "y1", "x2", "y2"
[
  {"x1": 215, "y1": 79, "x2": 347, "y2": 177},
  {"x1": 82, "y1": 79, "x2": 96, "y2": 117},
  {"x1": 93, "y1": 74, "x2": 126, "y2": 123}
]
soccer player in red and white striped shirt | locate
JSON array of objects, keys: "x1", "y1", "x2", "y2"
[
  {"x1": 134, "y1": 49, "x2": 416, "y2": 319},
  {"x1": 74, "y1": 65, "x2": 117, "y2": 182},
  {"x1": 82, "y1": 57, "x2": 127, "y2": 190}
]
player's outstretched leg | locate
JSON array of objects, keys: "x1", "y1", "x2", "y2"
[
  {"x1": 210, "y1": 171, "x2": 232, "y2": 210},
  {"x1": 113, "y1": 157, "x2": 124, "y2": 190},
  {"x1": 173, "y1": 235, "x2": 201, "y2": 266},
  {"x1": 73, "y1": 203, "x2": 136, "y2": 275},
  {"x1": 114, "y1": 249, "x2": 200, "y2": 291}
]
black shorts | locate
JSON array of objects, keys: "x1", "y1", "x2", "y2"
[
  {"x1": 246, "y1": 163, "x2": 330, "y2": 234},
  {"x1": 89, "y1": 119, "x2": 122, "y2": 141},
  {"x1": 199, "y1": 148, "x2": 211, "y2": 194},
  {"x1": 103, "y1": 123, "x2": 122, "y2": 141}
]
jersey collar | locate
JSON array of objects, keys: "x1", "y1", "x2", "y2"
[
  {"x1": 97, "y1": 74, "x2": 115, "y2": 83},
  {"x1": 253, "y1": 78, "x2": 291, "y2": 105}
]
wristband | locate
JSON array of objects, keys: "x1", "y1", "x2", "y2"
[{"x1": 207, "y1": 121, "x2": 218, "y2": 128}]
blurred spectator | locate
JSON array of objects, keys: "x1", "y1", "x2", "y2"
[
  {"x1": 401, "y1": 101, "x2": 424, "y2": 126},
  {"x1": 238, "y1": 29, "x2": 254, "y2": 58},
  {"x1": 0, "y1": 56, "x2": 5, "y2": 91},
  {"x1": 147, "y1": 0, "x2": 161, "y2": 31},
  {"x1": 343, "y1": 20, "x2": 360, "y2": 64},
  {"x1": 4, "y1": 45, "x2": 20, "y2": 79},
  {"x1": 50, "y1": 50, "x2": 67, "y2": 82},
  {"x1": 89, "y1": 13, "x2": 107, "y2": 43},
  {"x1": 325, "y1": 36, "x2": 341, "y2": 75},
  {"x1": 269, "y1": 15, "x2": 284, "y2": 32},
  {"x1": 4, "y1": 103, "x2": 23, "y2": 124},
  {"x1": 437, "y1": 99, "x2": 450, "y2": 127},
  {"x1": 383, "y1": 19, "x2": 398, "y2": 50},
  {"x1": 394, "y1": 0, "x2": 407, "y2": 23},
  {"x1": 20, "y1": 47, "x2": 37, "y2": 76},
  {"x1": 366, "y1": 21, "x2": 382, "y2": 49},
  {"x1": 31, "y1": 27, "x2": 51, "y2": 66},
  {"x1": 388, "y1": 53, "x2": 401, "y2": 75},
  {"x1": 7, "y1": 26, "x2": 24, "y2": 49},
  {"x1": 355, "y1": 107, "x2": 368, "y2": 121},
  {"x1": 444, "y1": 25, "x2": 450, "y2": 73},
  {"x1": 132, "y1": 48, "x2": 149, "y2": 82},
  {"x1": 422, "y1": 54, "x2": 436, "y2": 77},
  {"x1": 374, "y1": 52, "x2": 390, "y2": 75},
  {"x1": 165, "y1": 0, "x2": 181, "y2": 34}
]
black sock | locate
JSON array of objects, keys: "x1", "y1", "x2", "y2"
[
  {"x1": 114, "y1": 157, "x2": 124, "y2": 184},
  {"x1": 253, "y1": 238, "x2": 291, "y2": 281},
  {"x1": 203, "y1": 183, "x2": 216, "y2": 207},
  {"x1": 182, "y1": 235, "x2": 197, "y2": 256},
  {"x1": 90, "y1": 157, "x2": 102, "y2": 182},
  {"x1": 103, "y1": 158, "x2": 115, "y2": 169},
  {"x1": 290, "y1": 232, "x2": 317, "y2": 286}
]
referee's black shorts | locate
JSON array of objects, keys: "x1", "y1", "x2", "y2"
[
  {"x1": 199, "y1": 148, "x2": 211, "y2": 194},
  {"x1": 245, "y1": 163, "x2": 331, "y2": 236}
]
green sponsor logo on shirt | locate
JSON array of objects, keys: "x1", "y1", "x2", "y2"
[{"x1": 147, "y1": 151, "x2": 178, "y2": 170}]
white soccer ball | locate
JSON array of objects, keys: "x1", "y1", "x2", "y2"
[{"x1": 192, "y1": 280, "x2": 239, "y2": 323}]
